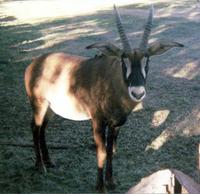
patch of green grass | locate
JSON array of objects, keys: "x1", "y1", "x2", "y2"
[{"x1": 0, "y1": 2, "x2": 200, "y2": 193}]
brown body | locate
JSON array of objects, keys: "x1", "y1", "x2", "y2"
[
  {"x1": 25, "y1": 52, "x2": 137, "y2": 190},
  {"x1": 25, "y1": 53, "x2": 137, "y2": 121}
]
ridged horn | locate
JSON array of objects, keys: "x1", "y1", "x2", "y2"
[
  {"x1": 113, "y1": 4, "x2": 132, "y2": 53},
  {"x1": 139, "y1": 5, "x2": 154, "y2": 52}
]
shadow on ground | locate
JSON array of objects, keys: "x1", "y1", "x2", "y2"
[{"x1": 0, "y1": 1, "x2": 199, "y2": 193}]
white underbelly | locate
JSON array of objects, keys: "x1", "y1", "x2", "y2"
[{"x1": 47, "y1": 91, "x2": 91, "y2": 121}]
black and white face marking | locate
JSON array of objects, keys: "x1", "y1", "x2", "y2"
[{"x1": 122, "y1": 52, "x2": 149, "y2": 102}]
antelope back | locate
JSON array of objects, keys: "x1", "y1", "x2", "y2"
[{"x1": 24, "y1": 53, "x2": 92, "y2": 121}]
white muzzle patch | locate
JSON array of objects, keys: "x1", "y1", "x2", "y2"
[{"x1": 128, "y1": 86, "x2": 146, "y2": 102}]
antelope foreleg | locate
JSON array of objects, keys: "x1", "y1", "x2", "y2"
[{"x1": 105, "y1": 127, "x2": 115, "y2": 189}]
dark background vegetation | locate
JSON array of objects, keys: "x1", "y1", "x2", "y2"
[{"x1": 0, "y1": 0, "x2": 199, "y2": 193}]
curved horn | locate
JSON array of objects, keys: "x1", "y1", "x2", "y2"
[
  {"x1": 139, "y1": 5, "x2": 154, "y2": 52},
  {"x1": 114, "y1": 4, "x2": 132, "y2": 53}
]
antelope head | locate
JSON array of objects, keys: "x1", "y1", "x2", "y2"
[{"x1": 87, "y1": 5, "x2": 184, "y2": 102}]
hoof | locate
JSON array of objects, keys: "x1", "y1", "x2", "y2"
[
  {"x1": 35, "y1": 161, "x2": 42, "y2": 169},
  {"x1": 45, "y1": 161, "x2": 56, "y2": 168},
  {"x1": 105, "y1": 180, "x2": 116, "y2": 190},
  {"x1": 95, "y1": 184, "x2": 106, "y2": 193},
  {"x1": 35, "y1": 162, "x2": 47, "y2": 173}
]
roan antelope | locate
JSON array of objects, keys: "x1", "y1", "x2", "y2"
[{"x1": 24, "y1": 5, "x2": 183, "y2": 191}]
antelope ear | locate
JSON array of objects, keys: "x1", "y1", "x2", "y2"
[
  {"x1": 148, "y1": 40, "x2": 184, "y2": 56},
  {"x1": 86, "y1": 42, "x2": 123, "y2": 57}
]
